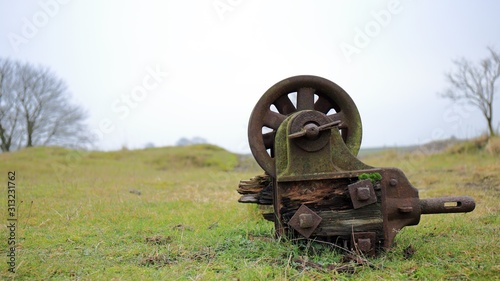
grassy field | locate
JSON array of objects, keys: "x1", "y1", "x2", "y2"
[{"x1": 0, "y1": 141, "x2": 499, "y2": 280}]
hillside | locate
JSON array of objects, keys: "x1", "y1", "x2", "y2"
[{"x1": 0, "y1": 142, "x2": 498, "y2": 280}]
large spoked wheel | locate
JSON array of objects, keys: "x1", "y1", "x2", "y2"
[{"x1": 248, "y1": 75, "x2": 362, "y2": 177}]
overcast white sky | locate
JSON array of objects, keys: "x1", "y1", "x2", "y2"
[{"x1": 1, "y1": 0, "x2": 499, "y2": 153}]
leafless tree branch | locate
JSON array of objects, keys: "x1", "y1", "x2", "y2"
[
  {"x1": 439, "y1": 47, "x2": 499, "y2": 137},
  {"x1": 0, "y1": 58, "x2": 93, "y2": 152}
]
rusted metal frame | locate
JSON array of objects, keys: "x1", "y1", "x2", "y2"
[{"x1": 242, "y1": 75, "x2": 476, "y2": 256}]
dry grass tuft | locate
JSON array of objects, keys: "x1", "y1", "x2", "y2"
[
  {"x1": 145, "y1": 235, "x2": 173, "y2": 245},
  {"x1": 485, "y1": 136, "x2": 500, "y2": 155}
]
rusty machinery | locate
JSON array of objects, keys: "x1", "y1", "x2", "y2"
[{"x1": 237, "y1": 75, "x2": 475, "y2": 256}]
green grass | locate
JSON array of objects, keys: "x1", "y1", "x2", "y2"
[{"x1": 0, "y1": 143, "x2": 499, "y2": 280}]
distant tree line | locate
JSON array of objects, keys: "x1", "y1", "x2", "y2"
[
  {"x1": 0, "y1": 58, "x2": 91, "y2": 152},
  {"x1": 176, "y1": 136, "x2": 207, "y2": 146}
]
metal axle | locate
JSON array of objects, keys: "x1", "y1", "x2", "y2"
[{"x1": 420, "y1": 196, "x2": 476, "y2": 214}]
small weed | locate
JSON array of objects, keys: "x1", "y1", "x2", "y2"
[{"x1": 358, "y1": 172, "x2": 382, "y2": 184}]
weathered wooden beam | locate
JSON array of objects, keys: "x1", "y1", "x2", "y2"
[{"x1": 237, "y1": 174, "x2": 273, "y2": 205}]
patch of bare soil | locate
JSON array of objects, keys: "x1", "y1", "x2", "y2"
[{"x1": 464, "y1": 173, "x2": 500, "y2": 193}]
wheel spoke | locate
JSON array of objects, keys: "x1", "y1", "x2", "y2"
[
  {"x1": 327, "y1": 112, "x2": 347, "y2": 129},
  {"x1": 297, "y1": 87, "x2": 315, "y2": 110},
  {"x1": 263, "y1": 131, "x2": 275, "y2": 149},
  {"x1": 314, "y1": 95, "x2": 333, "y2": 114},
  {"x1": 274, "y1": 95, "x2": 296, "y2": 115},
  {"x1": 264, "y1": 110, "x2": 286, "y2": 130}
]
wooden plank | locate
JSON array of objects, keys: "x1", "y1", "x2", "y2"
[{"x1": 312, "y1": 204, "x2": 382, "y2": 237}]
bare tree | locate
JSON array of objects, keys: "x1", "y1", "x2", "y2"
[
  {"x1": 0, "y1": 59, "x2": 22, "y2": 152},
  {"x1": 0, "y1": 58, "x2": 92, "y2": 152},
  {"x1": 441, "y1": 47, "x2": 499, "y2": 137}
]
